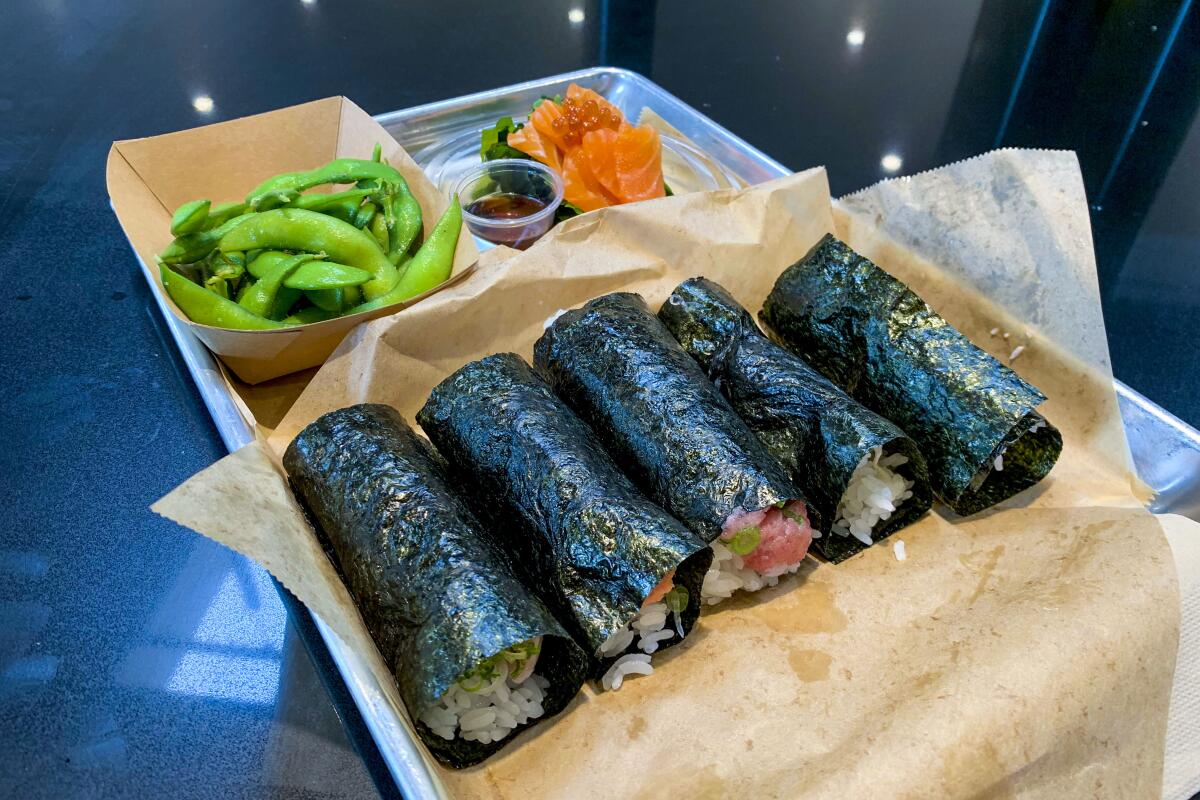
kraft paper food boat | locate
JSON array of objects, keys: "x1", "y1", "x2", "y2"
[{"x1": 107, "y1": 96, "x2": 478, "y2": 384}]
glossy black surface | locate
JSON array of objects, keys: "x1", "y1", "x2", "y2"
[{"x1": 2, "y1": 1, "x2": 1197, "y2": 797}]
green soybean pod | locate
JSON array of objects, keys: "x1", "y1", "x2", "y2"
[
  {"x1": 349, "y1": 196, "x2": 461, "y2": 314},
  {"x1": 219, "y1": 209, "x2": 399, "y2": 301},
  {"x1": 171, "y1": 199, "x2": 211, "y2": 236},
  {"x1": 160, "y1": 264, "x2": 290, "y2": 330}
]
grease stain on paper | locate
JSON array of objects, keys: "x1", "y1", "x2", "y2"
[
  {"x1": 754, "y1": 579, "x2": 847, "y2": 635},
  {"x1": 960, "y1": 545, "x2": 1005, "y2": 606},
  {"x1": 788, "y1": 648, "x2": 832, "y2": 682},
  {"x1": 627, "y1": 715, "x2": 646, "y2": 740}
]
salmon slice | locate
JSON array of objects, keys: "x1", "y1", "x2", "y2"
[
  {"x1": 507, "y1": 123, "x2": 562, "y2": 173},
  {"x1": 529, "y1": 101, "x2": 572, "y2": 153},
  {"x1": 612, "y1": 125, "x2": 665, "y2": 203},
  {"x1": 561, "y1": 148, "x2": 619, "y2": 212},
  {"x1": 580, "y1": 128, "x2": 622, "y2": 200}
]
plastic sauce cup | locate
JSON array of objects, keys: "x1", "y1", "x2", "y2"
[{"x1": 453, "y1": 159, "x2": 564, "y2": 250}]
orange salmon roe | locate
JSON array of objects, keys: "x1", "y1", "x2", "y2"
[{"x1": 550, "y1": 96, "x2": 622, "y2": 147}]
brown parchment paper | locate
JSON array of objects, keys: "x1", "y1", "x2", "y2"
[{"x1": 154, "y1": 152, "x2": 1180, "y2": 799}]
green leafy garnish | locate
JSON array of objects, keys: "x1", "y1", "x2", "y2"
[
  {"x1": 664, "y1": 585, "x2": 690, "y2": 613},
  {"x1": 531, "y1": 94, "x2": 563, "y2": 111},
  {"x1": 554, "y1": 199, "x2": 584, "y2": 224},
  {"x1": 781, "y1": 507, "x2": 807, "y2": 526},
  {"x1": 663, "y1": 181, "x2": 674, "y2": 197},
  {"x1": 727, "y1": 526, "x2": 761, "y2": 556},
  {"x1": 457, "y1": 639, "x2": 540, "y2": 691},
  {"x1": 480, "y1": 116, "x2": 529, "y2": 162}
]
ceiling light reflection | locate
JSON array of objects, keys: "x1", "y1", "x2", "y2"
[
  {"x1": 192, "y1": 95, "x2": 214, "y2": 114},
  {"x1": 881, "y1": 152, "x2": 903, "y2": 173},
  {"x1": 846, "y1": 28, "x2": 865, "y2": 47},
  {"x1": 568, "y1": 8, "x2": 585, "y2": 24}
]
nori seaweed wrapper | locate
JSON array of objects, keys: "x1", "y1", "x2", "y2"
[
  {"x1": 418, "y1": 354, "x2": 711, "y2": 677},
  {"x1": 283, "y1": 404, "x2": 588, "y2": 768},
  {"x1": 534, "y1": 292, "x2": 812, "y2": 542},
  {"x1": 659, "y1": 277, "x2": 933, "y2": 562},
  {"x1": 760, "y1": 234, "x2": 1063, "y2": 516}
]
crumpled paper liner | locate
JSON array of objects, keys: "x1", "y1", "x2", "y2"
[{"x1": 155, "y1": 152, "x2": 1179, "y2": 799}]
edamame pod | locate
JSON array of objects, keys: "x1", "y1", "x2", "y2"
[
  {"x1": 237, "y1": 253, "x2": 318, "y2": 317},
  {"x1": 369, "y1": 213, "x2": 389, "y2": 252},
  {"x1": 282, "y1": 306, "x2": 339, "y2": 325},
  {"x1": 284, "y1": 261, "x2": 372, "y2": 290},
  {"x1": 160, "y1": 213, "x2": 255, "y2": 264},
  {"x1": 305, "y1": 288, "x2": 345, "y2": 312},
  {"x1": 205, "y1": 202, "x2": 249, "y2": 229},
  {"x1": 170, "y1": 199, "x2": 211, "y2": 236},
  {"x1": 218, "y1": 209, "x2": 399, "y2": 300},
  {"x1": 287, "y1": 188, "x2": 376, "y2": 214},
  {"x1": 273, "y1": 288, "x2": 302, "y2": 321},
  {"x1": 247, "y1": 250, "x2": 326, "y2": 280},
  {"x1": 389, "y1": 183, "x2": 423, "y2": 263},
  {"x1": 349, "y1": 196, "x2": 461, "y2": 314},
  {"x1": 245, "y1": 158, "x2": 407, "y2": 210},
  {"x1": 160, "y1": 264, "x2": 290, "y2": 330}
]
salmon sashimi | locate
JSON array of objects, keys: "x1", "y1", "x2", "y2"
[
  {"x1": 503, "y1": 84, "x2": 665, "y2": 212},
  {"x1": 561, "y1": 148, "x2": 618, "y2": 212},
  {"x1": 506, "y1": 123, "x2": 562, "y2": 173},
  {"x1": 528, "y1": 100, "x2": 573, "y2": 154},
  {"x1": 580, "y1": 128, "x2": 623, "y2": 200},
  {"x1": 611, "y1": 125, "x2": 665, "y2": 203}
]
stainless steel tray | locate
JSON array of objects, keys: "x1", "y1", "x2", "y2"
[{"x1": 139, "y1": 66, "x2": 1200, "y2": 798}]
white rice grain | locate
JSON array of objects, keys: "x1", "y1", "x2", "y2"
[
  {"x1": 831, "y1": 446, "x2": 914, "y2": 545},
  {"x1": 417, "y1": 643, "x2": 547, "y2": 744},
  {"x1": 601, "y1": 654, "x2": 653, "y2": 691},
  {"x1": 894, "y1": 540, "x2": 907, "y2": 561},
  {"x1": 595, "y1": 599, "x2": 684, "y2": 689}
]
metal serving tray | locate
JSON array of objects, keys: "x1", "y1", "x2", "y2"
[{"x1": 140, "y1": 67, "x2": 1200, "y2": 798}]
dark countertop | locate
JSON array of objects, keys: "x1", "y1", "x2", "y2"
[{"x1": 2, "y1": 1, "x2": 1197, "y2": 798}]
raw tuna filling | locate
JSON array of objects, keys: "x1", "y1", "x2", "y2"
[
  {"x1": 418, "y1": 638, "x2": 547, "y2": 745},
  {"x1": 700, "y1": 501, "x2": 814, "y2": 605},
  {"x1": 597, "y1": 572, "x2": 690, "y2": 691},
  {"x1": 832, "y1": 446, "x2": 914, "y2": 545}
]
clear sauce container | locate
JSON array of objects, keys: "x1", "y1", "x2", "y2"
[{"x1": 453, "y1": 159, "x2": 564, "y2": 250}]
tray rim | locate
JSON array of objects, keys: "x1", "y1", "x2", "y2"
[{"x1": 133, "y1": 65, "x2": 1200, "y2": 799}]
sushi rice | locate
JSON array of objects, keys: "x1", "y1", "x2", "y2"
[
  {"x1": 419, "y1": 639, "x2": 549, "y2": 744},
  {"x1": 831, "y1": 446, "x2": 914, "y2": 545},
  {"x1": 701, "y1": 500, "x2": 815, "y2": 605},
  {"x1": 597, "y1": 584, "x2": 690, "y2": 691}
]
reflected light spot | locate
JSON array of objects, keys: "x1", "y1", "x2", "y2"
[
  {"x1": 568, "y1": 8, "x2": 585, "y2": 23},
  {"x1": 195, "y1": 568, "x2": 286, "y2": 652},
  {"x1": 846, "y1": 28, "x2": 865, "y2": 47},
  {"x1": 881, "y1": 152, "x2": 903, "y2": 172},
  {"x1": 192, "y1": 95, "x2": 214, "y2": 113},
  {"x1": 4, "y1": 654, "x2": 59, "y2": 685},
  {"x1": 167, "y1": 651, "x2": 281, "y2": 704},
  {"x1": 300, "y1": 0, "x2": 316, "y2": 5}
]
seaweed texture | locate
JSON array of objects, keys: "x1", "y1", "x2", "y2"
[
  {"x1": 760, "y1": 235, "x2": 1062, "y2": 516},
  {"x1": 419, "y1": 354, "x2": 710, "y2": 676},
  {"x1": 660, "y1": 277, "x2": 932, "y2": 561},
  {"x1": 534, "y1": 292, "x2": 805, "y2": 541},
  {"x1": 283, "y1": 404, "x2": 588, "y2": 767}
]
